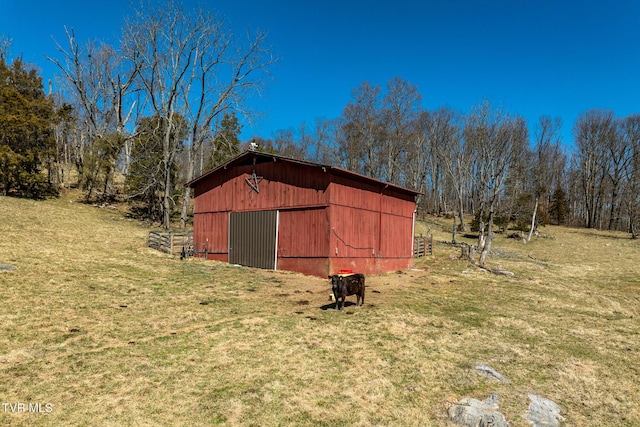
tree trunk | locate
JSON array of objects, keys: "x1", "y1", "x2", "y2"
[
  {"x1": 180, "y1": 187, "x2": 190, "y2": 229},
  {"x1": 608, "y1": 185, "x2": 619, "y2": 230},
  {"x1": 123, "y1": 138, "x2": 131, "y2": 176},
  {"x1": 103, "y1": 170, "x2": 110, "y2": 196},
  {"x1": 451, "y1": 213, "x2": 457, "y2": 244},
  {"x1": 163, "y1": 161, "x2": 172, "y2": 229},
  {"x1": 458, "y1": 190, "x2": 466, "y2": 232},
  {"x1": 478, "y1": 210, "x2": 494, "y2": 268},
  {"x1": 527, "y1": 196, "x2": 539, "y2": 242},
  {"x1": 162, "y1": 117, "x2": 174, "y2": 229},
  {"x1": 180, "y1": 150, "x2": 194, "y2": 229},
  {"x1": 477, "y1": 207, "x2": 486, "y2": 254},
  {"x1": 468, "y1": 244, "x2": 475, "y2": 263}
]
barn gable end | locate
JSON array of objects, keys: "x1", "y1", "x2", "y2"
[{"x1": 187, "y1": 151, "x2": 420, "y2": 277}]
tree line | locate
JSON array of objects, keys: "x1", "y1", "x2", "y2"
[
  {"x1": 270, "y1": 78, "x2": 640, "y2": 243},
  {"x1": 1, "y1": 2, "x2": 639, "y2": 252}
]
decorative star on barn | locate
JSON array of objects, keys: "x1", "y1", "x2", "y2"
[{"x1": 245, "y1": 170, "x2": 263, "y2": 194}]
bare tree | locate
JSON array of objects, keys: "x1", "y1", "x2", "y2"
[
  {"x1": 432, "y1": 108, "x2": 468, "y2": 242},
  {"x1": 619, "y1": 114, "x2": 640, "y2": 237},
  {"x1": 465, "y1": 101, "x2": 528, "y2": 267},
  {"x1": 573, "y1": 110, "x2": 615, "y2": 229},
  {"x1": 121, "y1": 1, "x2": 275, "y2": 228},
  {"x1": 380, "y1": 77, "x2": 421, "y2": 185},
  {"x1": 177, "y1": 11, "x2": 275, "y2": 228},
  {"x1": 339, "y1": 81, "x2": 383, "y2": 177},
  {"x1": 49, "y1": 28, "x2": 139, "y2": 198},
  {"x1": 274, "y1": 128, "x2": 305, "y2": 159},
  {"x1": 405, "y1": 111, "x2": 431, "y2": 195},
  {"x1": 312, "y1": 118, "x2": 337, "y2": 164},
  {"x1": 606, "y1": 117, "x2": 634, "y2": 231},
  {"x1": 124, "y1": 6, "x2": 193, "y2": 227},
  {"x1": 528, "y1": 116, "x2": 563, "y2": 241}
]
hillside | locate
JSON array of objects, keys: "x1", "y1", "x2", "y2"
[{"x1": 1, "y1": 194, "x2": 639, "y2": 426}]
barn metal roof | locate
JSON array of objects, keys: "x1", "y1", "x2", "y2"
[{"x1": 185, "y1": 150, "x2": 422, "y2": 196}]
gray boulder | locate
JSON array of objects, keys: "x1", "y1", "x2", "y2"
[
  {"x1": 475, "y1": 365, "x2": 509, "y2": 383},
  {"x1": 526, "y1": 394, "x2": 564, "y2": 427},
  {"x1": 449, "y1": 393, "x2": 509, "y2": 427},
  {"x1": 0, "y1": 264, "x2": 16, "y2": 272}
]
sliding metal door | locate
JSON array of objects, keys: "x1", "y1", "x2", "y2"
[{"x1": 228, "y1": 210, "x2": 278, "y2": 270}]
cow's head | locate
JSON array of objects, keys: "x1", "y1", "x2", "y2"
[{"x1": 328, "y1": 275, "x2": 341, "y2": 292}]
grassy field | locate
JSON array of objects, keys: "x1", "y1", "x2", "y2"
[{"x1": 1, "y1": 193, "x2": 639, "y2": 426}]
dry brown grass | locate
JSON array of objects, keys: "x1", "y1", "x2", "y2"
[{"x1": 1, "y1": 195, "x2": 639, "y2": 426}]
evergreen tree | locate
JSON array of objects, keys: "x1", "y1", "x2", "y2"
[
  {"x1": 549, "y1": 187, "x2": 570, "y2": 225},
  {"x1": 206, "y1": 112, "x2": 241, "y2": 170},
  {"x1": 0, "y1": 57, "x2": 56, "y2": 197}
]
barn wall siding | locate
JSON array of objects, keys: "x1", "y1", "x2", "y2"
[
  {"x1": 232, "y1": 163, "x2": 329, "y2": 212},
  {"x1": 205, "y1": 253, "x2": 228, "y2": 262},
  {"x1": 380, "y1": 213, "x2": 414, "y2": 258},
  {"x1": 193, "y1": 169, "x2": 237, "y2": 212},
  {"x1": 277, "y1": 208, "x2": 329, "y2": 258},
  {"x1": 329, "y1": 257, "x2": 414, "y2": 276},
  {"x1": 277, "y1": 257, "x2": 330, "y2": 278},
  {"x1": 329, "y1": 205, "x2": 379, "y2": 259},
  {"x1": 193, "y1": 212, "x2": 228, "y2": 254},
  {"x1": 381, "y1": 192, "x2": 416, "y2": 217},
  {"x1": 330, "y1": 177, "x2": 381, "y2": 212},
  {"x1": 328, "y1": 206, "x2": 414, "y2": 258}
]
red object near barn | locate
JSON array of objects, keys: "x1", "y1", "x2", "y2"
[{"x1": 186, "y1": 151, "x2": 420, "y2": 278}]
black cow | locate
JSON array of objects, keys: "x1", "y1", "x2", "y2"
[{"x1": 329, "y1": 273, "x2": 365, "y2": 310}]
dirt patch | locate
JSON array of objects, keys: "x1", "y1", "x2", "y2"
[{"x1": 256, "y1": 269, "x2": 430, "y2": 310}]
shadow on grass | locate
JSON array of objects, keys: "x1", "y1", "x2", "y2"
[{"x1": 319, "y1": 301, "x2": 358, "y2": 311}]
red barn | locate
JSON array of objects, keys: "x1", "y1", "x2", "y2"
[{"x1": 186, "y1": 151, "x2": 420, "y2": 278}]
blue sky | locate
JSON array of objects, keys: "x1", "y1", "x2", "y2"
[{"x1": 2, "y1": 0, "x2": 639, "y2": 149}]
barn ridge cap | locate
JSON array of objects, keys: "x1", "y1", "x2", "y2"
[{"x1": 185, "y1": 150, "x2": 422, "y2": 196}]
